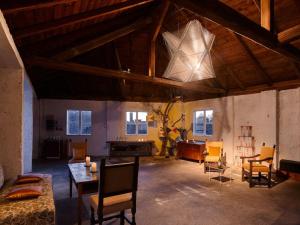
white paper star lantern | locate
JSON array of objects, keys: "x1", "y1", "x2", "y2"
[{"x1": 163, "y1": 20, "x2": 215, "y2": 82}]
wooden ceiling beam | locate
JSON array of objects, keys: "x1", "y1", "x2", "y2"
[
  {"x1": 2, "y1": 0, "x2": 77, "y2": 15},
  {"x1": 13, "y1": 0, "x2": 156, "y2": 40},
  {"x1": 252, "y1": 0, "x2": 261, "y2": 13},
  {"x1": 260, "y1": 0, "x2": 274, "y2": 33},
  {"x1": 278, "y1": 24, "x2": 300, "y2": 43},
  {"x1": 148, "y1": 0, "x2": 170, "y2": 77},
  {"x1": 53, "y1": 17, "x2": 152, "y2": 61},
  {"x1": 233, "y1": 33, "x2": 273, "y2": 85},
  {"x1": 2, "y1": 0, "x2": 78, "y2": 15},
  {"x1": 24, "y1": 57, "x2": 225, "y2": 94},
  {"x1": 171, "y1": 0, "x2": 300, "y2": 63},
  {"x1": 228, "y1": 78, "x2": 300, "y2": 96},
  {"x1": 19, "y1": 10, "x2": 146, "y2": 53},
  {"x1": 290, "y1": 62, "x2": 300, "y2": 79}
]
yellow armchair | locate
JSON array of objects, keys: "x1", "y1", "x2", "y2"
[
  {"x1": 241, "y1": 143, "x2": 275, "y2": 188},
  {"x1": 204, "y1": 141, "x2": 223, "y2": 173}
]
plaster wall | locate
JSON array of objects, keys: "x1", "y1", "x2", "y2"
[
  {"x1": 0, "y1": 11, "x2": 23, "y2": 70},
  {"x1": 233, "y1": 91, "x2": 276, "y2": 152},
  {"x1": 279, "y1": 88, "x2": 300, "y2": 162},
  {"x1": 22, "y1": 73, "x2": 35, "y2": 172},
  {"x1": 39, "y1": 99, "x2": 107, "y2": 156},
  {"x1": 185, "y1": 97, "x2": 235, "y2": 162},
  {"x1": 185, "y1": 91, "x2": 277, "y2": 164},
  {"x1": 0, "y1": 11, "x2": 28, "y2": 179},
  {"x1": 38, "y1": 100, "x2": 181, "y2": 156},
  {"x1": 34, "y1": 89, "x2": 300, "y2": 165},
  {"x1": 0, "y1": 68, "x2": 23, "y2": 179},
  {"x1": 106, "y1": 101, "x2": 180, "y2": 154}
]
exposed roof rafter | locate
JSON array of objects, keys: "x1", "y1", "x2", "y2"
[
  {"x1": 53, "y1": 17, "x2": 152, "y2": 61},
  {"x1": 13, "y1": 0, "x2": 156, "y2": 40},
  {"x1": 233, "y1": 33, "x2": 273, "y2": 85},
  {"x1": 170, "y1": 0, "x2": 300, "y2": 63},
  {"x1": 148, "y1": 0, "x2": 170, "y2": 77},
  {"x1": 25, "y1": 56, "x2": 225, "y2": 95},
  {"x1": 228, "y1": 78, "x2": 300, "y2": 96},
  {"x1": 2, "y1": 0, "x2": 77, "y2": 15},
  {"x1": 212, "y1": 51, "x2": 246, "y2": 90},
  {"x1": 278, "y1": 24, "x2": 300, "y2": 43}
]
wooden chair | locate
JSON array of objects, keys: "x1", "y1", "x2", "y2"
[
  {"x1": 241, "y1": 143, "x2": 275, "y2": 188},
  {"x1": 89, "y1": 157, "x2": 140, "y2": 225},
  {"x1": 68, "y1": 139, "x2": 87, "y2": 164},
  {"x1": 204, "y1": 141, "x2": 223, "y2": 173}
]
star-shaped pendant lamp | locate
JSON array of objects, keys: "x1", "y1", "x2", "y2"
[{"x1": 163, "y1": 20, "x2": 215, "y2": 82}]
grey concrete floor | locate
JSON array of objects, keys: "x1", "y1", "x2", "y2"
[{"x1": 33, "y1": 158, "x2": 300, "y2": 225}]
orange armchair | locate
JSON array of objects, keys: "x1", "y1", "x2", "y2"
[
  {"x1": 204, "y1": 141, "x2": 223, "y2": 173},
  {"x1": 241, "y1": 143, "x2": 275, "y2": 188}
]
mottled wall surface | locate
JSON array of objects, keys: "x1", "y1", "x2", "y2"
[
  {"x1": 185, "y1": 97, "x2": 234, "y2": 162},
  {"x1": 279, "y1": 88, "x2": 300, "y2": 162},
  {"x1": 39, "y1": 100, "x2": 183, "y2": 156},
  {"x1": 23, "y1": 73, "x2": 35, "y2": 173},
  {"x1": 38, "y1": 99, "x2": 107, "y2": 156},
  {"x1": 0, "y1": 68, "x2": 23, "y2": 179},
  {"x1": 185, "y1": 89, "x2": 300, "y2": 166},
  {"x1": 106, "y1": 101, "x2": 170, "y2": 154},
  {"x1": 185, "y1": 91, "x2": 277, "y2": 164},
  {"x1": 0, "y1": 11, "x2": 26, "y2": 180}
]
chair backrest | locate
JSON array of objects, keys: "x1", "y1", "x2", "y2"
[
  {"x1": 206, "y1": 141, "x2": 223, "y2": 157},
  {"x1": 69, "y1": 139, "x2": 87, "y2": 160},
  {"x1": 259, "y1": 145, "x2": 275, "y2": 163},
  {"x1": 99, "y1": 157, "x2": 139, "y2": 198}
]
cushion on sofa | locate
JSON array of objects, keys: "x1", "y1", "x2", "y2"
[
  {"x1": 0, "y1": 164, "x2": 4, "y2": 190},
  {"x1": 5, "y1": 186, "x2": 42, "y2": 200},
  {"x1": 15, "y1": 174, "x2": 43, "y2": 185}
]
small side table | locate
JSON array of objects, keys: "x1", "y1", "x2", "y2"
[{"x1": 208, "y1": 163, "x2": 232, "y2": 184}]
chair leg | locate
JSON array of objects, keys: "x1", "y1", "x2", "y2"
[
  {"x1": 131, "y1": 207, "x2": 136, "y2": 225},
  {"x1": 258, "y1": 172, "x2": 261, "y2": 182},
  {"x1": 204, "y1": 162, "x2": 207, "y2": 173},
  {"x1": 249, "y1": 171, "x2": 253, "y2": 188},
  {"x1": 120, "y1": 211, "x2": 125, "y2": 225},
  {"x1": 90, "y1": 207, "x2": 95, "y2": 225},
  {"x1": 97, "y1": 212, "x2": 103, "y2": 225},
  {"x1": 241, "y1": 168, "x2": 245, "y2": 182},
  {"x1": 268, "y1": 171, "x2": 272, "y2": 188}
]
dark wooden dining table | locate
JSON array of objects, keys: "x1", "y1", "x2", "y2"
[
  {"x1": 68, "y1": 157, "x2": 142, "y2": 224},
  {"x1": 68, "y1": 162, "x2": 99, "y2": 225}
]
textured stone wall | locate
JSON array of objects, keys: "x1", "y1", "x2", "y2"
[{"x1": 0, "y1": 68, "x2": 23, "y2": 179}]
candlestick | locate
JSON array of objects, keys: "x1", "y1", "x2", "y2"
[
  {"x1": 91, "y1": 162, "x2": 97, "y2": 173},
  {"x1": 85, "y1": 156, "x2": 90, "y2": 167}
]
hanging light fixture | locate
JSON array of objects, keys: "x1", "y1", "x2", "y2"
[{"x1": 163, "y1": 20, "x2": 215, "y2": 82}]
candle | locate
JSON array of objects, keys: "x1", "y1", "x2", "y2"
[
  {"x1": 91, "y1": 162, "x2": 97, "y2": 173},
  {"x1": 85, "y1": 156, "x2": 90, "y2": 167}
]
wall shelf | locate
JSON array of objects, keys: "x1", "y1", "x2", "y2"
[{"x1": 234, "y1": 125, "x2": 255, "y2": 166}]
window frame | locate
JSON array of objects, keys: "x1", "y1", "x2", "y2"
[
  {"x1": 66, "y1": 110, "x2": 92, "y2": 136},
  {"x1": 125, "y1": 111, "x2": 148, "y2": 136},
  {"x1": 193, "y1": 109, "x2": 213, "y2": 136}
]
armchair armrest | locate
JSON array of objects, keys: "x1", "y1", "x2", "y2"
[
  {"x1": 241, "y1": 154, "x2": 260, "y2": 164},
  {"x1": 248, "y1": 157, "x2": 273, "y2": 163},
  {"x1": 240, "y1": 154, "x2": 260, "y2": 159}
]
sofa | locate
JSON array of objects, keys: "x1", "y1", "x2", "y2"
[{"x1": 0, "y1": 173, "x2": 55, "y2": 225}]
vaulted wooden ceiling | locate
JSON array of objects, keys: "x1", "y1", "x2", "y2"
[{"x1": 1, "y1": 0, "x2": 300, "y2": 102}]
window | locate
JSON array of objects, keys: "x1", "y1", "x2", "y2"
[
  {"x1": 193, "y1": 110, "x2": 213, "y2": 136},
  {"x1": 126, "y1": 111, "x2": 148, "y2": 135},
  {"x1": 67, "y1": 110, "x2": 92, "y2": 135}
]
